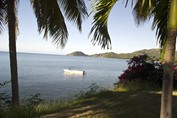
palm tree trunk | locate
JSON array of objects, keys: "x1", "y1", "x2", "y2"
[
  {"x1": 160, "y1": 29, "x2": 176, "y2": 118},
  {"x1": 7, "y1": 0, "x2": 19, "y2": 106},
  {"x1": 160, "y1": 0, "x2": 177, "y2": 117}
]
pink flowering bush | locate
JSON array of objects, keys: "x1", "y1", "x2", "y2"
[{"x1": 118, "y1": 54, "x2": 177, "y2": 88}]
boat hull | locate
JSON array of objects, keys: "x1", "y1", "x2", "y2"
[{"x1": 63, "y1": 69, "x2": 86, "y2": 75}]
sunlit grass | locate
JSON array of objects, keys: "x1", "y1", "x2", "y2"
[
  {"x1": 40, "y1": 82, "x2": 177, "y2": 118},
  {"x1": 1, "y1": 82, "x2": 177, "y2": 118},
  {"x1": 0, "y1": 99, "x2": 74, "y2": 118},
  {"x1": 36, "y1": 100, "x2": 70, "y2": 115},
  {"x1": 173, "y1": 91, "x2": 177, "y2": 96}
]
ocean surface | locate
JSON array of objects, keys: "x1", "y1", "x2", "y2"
[{"x1": 0, "y1": 52, "x2": 128, "y2": 100}]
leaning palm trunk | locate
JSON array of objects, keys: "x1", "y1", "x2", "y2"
[
  {"x1": 160, "y1": 0, "x2": 177, "y2": 117},
  {"x1": 160, "y1": 29, "x2": 176, "y2": 118},
  {"x1": 7, "y1": 0, "x2": 19, "y2": 105}
]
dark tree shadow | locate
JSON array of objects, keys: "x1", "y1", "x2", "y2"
[{"x1": 41, "y1": 91, "x2": 177, "y2": 118}]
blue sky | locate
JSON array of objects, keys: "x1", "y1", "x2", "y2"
[{"x1": 0, "y1": 0, "x2": 159, "y2": 55}]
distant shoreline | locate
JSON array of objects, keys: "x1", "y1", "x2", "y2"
[
  {"x1": 66, "y1": 48, "x2": 163, "y2": 59},
  {"x1": 0, "y1": 51, "x2": 64, "y2": 56},
  {"x1": 2, "y1": 48, "x2": 173, "y2": 60}
]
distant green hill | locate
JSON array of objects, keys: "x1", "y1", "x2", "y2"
[
  {"x1": 67, "y1": 51, "x2": 88, "y2": 56},
  {"x1": 92, "y1": 52, "x2": 120, "y2": 58},
  {"x1": 92, "y1": 49, "x2": 161, "y2": 59},
  {"x1": 67, "y1": 49, "x2": 177, "y2": 60}
]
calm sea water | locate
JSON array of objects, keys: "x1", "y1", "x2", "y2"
[{"x1": 0, "y1": 52, "x2": 128, "y2": 100}]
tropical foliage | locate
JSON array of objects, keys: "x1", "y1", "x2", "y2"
[
  {"x1": 30, "y1": 0, "x2": 88, "y2": 48},
  {"x1": 117, "y1": 54, "x2": 177, "y2": 88},
  {"x1": 89, "y1": 0, "x2": 168, "y2": 49}
]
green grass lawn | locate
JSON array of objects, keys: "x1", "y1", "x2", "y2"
[
  {"x1": 1, "y1": 82, "x2": 177, "y2": 118},
  {"x1": 40, "y1": 90, "x2": 177, "y2": 118}
]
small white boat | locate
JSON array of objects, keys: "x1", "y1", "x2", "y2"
[{"x1": 63, "y1": 69, "x2": 86, "y2": 75}]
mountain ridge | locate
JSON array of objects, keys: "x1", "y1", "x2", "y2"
[{"x1": 67, "y1": 48, "x2": 165, "y2": 59}]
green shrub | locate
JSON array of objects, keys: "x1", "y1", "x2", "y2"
[
  {"x1": 74, "y1": 83, "x2": 100, "y2": 99},
  {"x1": 117, "y1": 54, "x2": 177, "y2": 88},
  {"x1": 0, "y1": 93, "x2": 44, "y2": 118}
]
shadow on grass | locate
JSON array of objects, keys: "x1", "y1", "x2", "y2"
[{"x1": 41, "y1": 91, "x2": 177, "y2": 118}]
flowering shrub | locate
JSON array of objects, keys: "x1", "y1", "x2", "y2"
[{"x1": 118, "y1": 54, "x2": 177, "y2": 88}]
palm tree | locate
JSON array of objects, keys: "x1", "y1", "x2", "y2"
[
  {"x1": 89, "y1": 0, "x2": 177, "y2": 118},
  {"x1": 7, "y1": 0, "x2": 19, "y2": 106},
  {"x1": 134, "y1": 1, "x2": 176, "y2": 117},
  {"x1": 1, "y1": 0, "x2": 87, "y2": 106}
]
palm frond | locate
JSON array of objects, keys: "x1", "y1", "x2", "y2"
[
  {"x1": 133, "y1": 0, "x2": 169, "y2": 59},
  {"x1": 133, "y1": 0, "x2": 155, "y2": 25},
  {"x1": 152, "y1": 0, "x2": 169, "y2": 60},
  {"x1": 90, "y1": 0, "x2": 99, "y2": 15},
  {"x1": 30, "y1": 0, "x2": 68, "y2": 48},
  {"x1": 151, "y1": 0, "x2": 169, "y2": 48},
  {"x1": 89, "y1": 0, "x2": 117, "y2": 49},
  {"x1": 124, "y1": 0, "x2": 134, "y2": 7},
  {"x1": 3, "y1": 0, "x2": 19, "y2": 35},
  {"x1": 0, "y1": 0, "x2": 6, "y2": 34},
  {"x1": 133, "y1": 0, "x2": 168, "y2": 47},
  {"x1": 59, "y1": 0, "x2": 88, "y2": 31}
]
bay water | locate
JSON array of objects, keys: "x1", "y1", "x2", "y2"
[{"x1": 0, "y1": 52, "x2": 128, "y2": 100}]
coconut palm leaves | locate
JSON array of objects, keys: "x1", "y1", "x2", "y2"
[
  {"x1": 90, "y1": 0, "x2": 169, "y2": 51},
  {"x1": 30, "y1": 0, "x2": 88, "y2": 48},
  {"x1": 133, "y1": 0, "x2": 169, "y2": 60},
  {"x1": 133, "y1": 0, "x2": 169, "y2": 48},
  {"x1": 60, "y1": 0, "x2": 87, "y2": 31},
  {"x1": 0, "y1": 0, "x2": 5, "y2": 34},
  {"x1": 89, "y1": 0, "x2": 118, "y2": 49},
  {"x1": 151, "y1": 0, "x2": 169, "y2": 60},
  {"x1": 31, "y1": 0, "x2": 68, "y2": 48},
  {"x1": 133, "y1": 0, "x2": 155, "y2": 25},
  {"x1": 151, "y1": 0, "x2": 169, "y2": 47}
]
